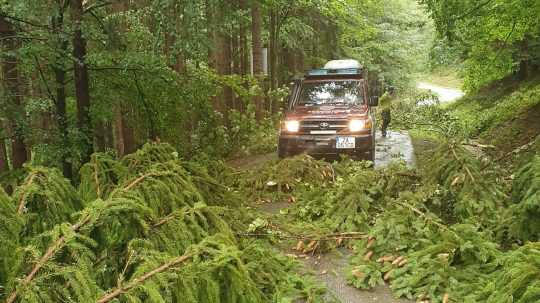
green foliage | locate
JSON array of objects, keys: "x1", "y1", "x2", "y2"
[
  {"x1": 449, "y1": 79, "x2": 540, "y2": 143},
  {"x1": 392, "y1": 89, "x2": 463, "y2": 137},
  {"x1": 421, "y1": 0, "x2": 540, "y2": 90},
  {"x1": 240, "y1": 154, "x2": 335, "y2": 203},
  {"x1": 347, "y1": 188, "x2": 503, "y2": 302},
  {"x1": 227, "y1": 112, "x2": 279, "y2": 158},
  {"x1": 247, "y1": 136, "x2": 540, "y2": 303},
  {"x1": 291, "y1": 162, "x2": 381, "y2": 232},
  {"x1": 13, "y1": 166, "x2": 83, "y2": 236},
  {"x1": 509, "y1": 156, "x2": 540, "y2": 241},
  {"x1": 0, "y1": 188, "x2": 22, "y2": 292},
  {"x1": 0, "y1": 144, "x2": 324, "y2": 302},
  {"x1": 79, "y1": 153, "x2": 128, "y2": 203},
  {"x1": 470, "y1": 242, "x2": 540, "y2": 303},
  {"x1": 426, "y1": 142, "x2": 505, "y2": 225},
  {"x1": 332, "y1": 0, "x2": 433, "y2": 87}
]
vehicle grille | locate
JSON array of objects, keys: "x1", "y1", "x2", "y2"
[{"x1": 300, "y1": 120, "x2": 348, "y2": 133}]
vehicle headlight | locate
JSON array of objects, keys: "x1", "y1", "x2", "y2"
[
  {"x1": 349, "y1": 119, "x2": 371, "y2": 132},
  {"x1": 284, "y1": 120, "x2": 300, "y2": 133}
]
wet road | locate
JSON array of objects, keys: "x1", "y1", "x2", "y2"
[
  {"x1": 299, "y1": 249, "x2": 410, "y2": 303},
  {"x1": 230, "y1": 130, "x2": 416, "y2": 171},
  {"x1": 374, "y1": 130, "x2": 415, "y2": 168}
]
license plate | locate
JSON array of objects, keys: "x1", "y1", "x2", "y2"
[{"x1": 336, "y1": 137, "x2": 355, "y2": 149}]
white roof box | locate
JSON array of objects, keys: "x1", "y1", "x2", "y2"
[{"x1": 324, "y1": 59, "x2": 362, "y2": 70}]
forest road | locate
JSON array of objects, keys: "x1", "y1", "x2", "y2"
[
  {"x1": 229, "y1": 132, "x2": 416, "y2": 302},
  {"x1": 229, "y1": 130, "x2": 416, "y2": 171}
]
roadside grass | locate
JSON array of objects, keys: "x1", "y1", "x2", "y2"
[{"x1": 447, "y1": 76, "x2": 540, "y2": 167}]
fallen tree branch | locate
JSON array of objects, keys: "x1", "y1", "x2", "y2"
[
  {"x1": 7, "y1": 172, "x2": 167, "y2": 302},
  {"x1": 96, "y1": 252, "x2": 195, "y2": 303},
  {"x1": 449, "y1": 145, "x2": 476, "y2": 183},
  {"x1": 16, "y1": 172, "x2": 38, "y2": 214},
  {"x1": 6, "y1": 215, "x2": 91, "y2": 303},
  {"x1": 93, "y1": 160, "x2": 101, "y2": 199}
]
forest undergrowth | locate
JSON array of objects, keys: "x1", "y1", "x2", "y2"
[{"x1": 239, "y1": 141, "x2": 540, "y2": 303}]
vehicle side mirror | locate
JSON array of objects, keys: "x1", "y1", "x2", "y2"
[{"x1": 369, "y1": 96, "x2": 379, "y2": 107}]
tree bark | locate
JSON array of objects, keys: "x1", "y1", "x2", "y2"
[
  {"x1": 94, "y1": 122, "x2": 107, "y2": 152},
  {"x1": 51, "y1": 7, "x2": 73, "y2": 179},
  {"x1": 251, "y1": 1, "x2": 264, "y2": 120},
  {"x1": 113, "y1": 105, "x2": 125, "y2": 157},
  {"x1": 239, "y1": 0, "x2": 249, "y2": 76},
  {"x1": 220, "y1": 32, "x2": 233, "y2": 118},
  {"x1": 71, "y1": 0, "x2": 93, "y2": 164},
  {"x1": 111, "y1": 0, "x2": 136, "y2": 157},
  {"x1": 0, "y1": 132, "x2": 8, "y2": 174},
  {"x1": 122, "y1": 110, "x2": 136, "y2": 154},
  {"x1": 231, "y1": 32, "x2": 239, "y2": 110},
  {"x1": 0, "y1": 17, "x2": 28, "y2": 169},
  {"x1": 269, "y1": 10, "x2": 280, "y2": 114}
]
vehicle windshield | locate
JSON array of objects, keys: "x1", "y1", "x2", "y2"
[{"x1": 297, "y1": 81, "x2": 363, "y2": 106}]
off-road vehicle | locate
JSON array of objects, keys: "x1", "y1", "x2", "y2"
[{"x1": 278, "y1": 60, "x2": 378, "y2": 161}]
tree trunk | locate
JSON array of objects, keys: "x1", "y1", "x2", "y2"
[
  {"x1": 122, "y1": 110, "x2": 136, "y2": 154},
  {"x1": 239, "y1": 0, "x2": 249, "y2": 76},
  {"x1": 0, "y1": 135, "x2": 8, "y2": 174},
  {"x1": 238, "y1": 0, "x2": 248, "y2": 113},
  {"x1": 94, "y1": 122, "x2": 107, "y2": 152},
  {"x1": 71, "y1": 0, "x2": 93, "y2": 164},
  {"x1": 113, "y1": 105, "x2": 125, "y2": 157},
  {"x1": 297, "y1": 52, "x2": 304, "y2": 73},
  {"x1": 52, "y1": 8, "x2": 73, "y2": 179},
  {"x1": 111, "y1": 0, "x2": 137, "y2": 157},
  {"x1": 231, "y1": 33, "x2": 239, "y2": 110},
  {"x1": 0, "y1": 17, "x2": 28, "y2": 169},
  {"x1": 269, "y1": 10, "x2": 279, "y2": 114},
  {"x1": 219, "y1": 32, "x2": 233, "y2": 119},
  {"x1": 251, "y1": 1, "x2": 264, "y2": 120}
]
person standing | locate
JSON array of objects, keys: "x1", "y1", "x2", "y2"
[{"x1": 379, "y1": 87, "x2": 395, "y2": 137}]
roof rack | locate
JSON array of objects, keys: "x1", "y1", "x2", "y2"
[
  {"x1": 307, "y1": 68, "x2": 362, "y2": 76},
  {"x1": 324, "y1": 59, "x2": 362, "y2": 70}
]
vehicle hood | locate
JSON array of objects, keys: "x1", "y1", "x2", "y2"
[{"x1": 286, "y1": 105, "x2": 368, "y2": 120}]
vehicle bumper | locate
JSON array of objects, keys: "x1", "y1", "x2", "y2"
[{"x1": 278, "y1": 133, "x2": 374, "y2": 160}]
